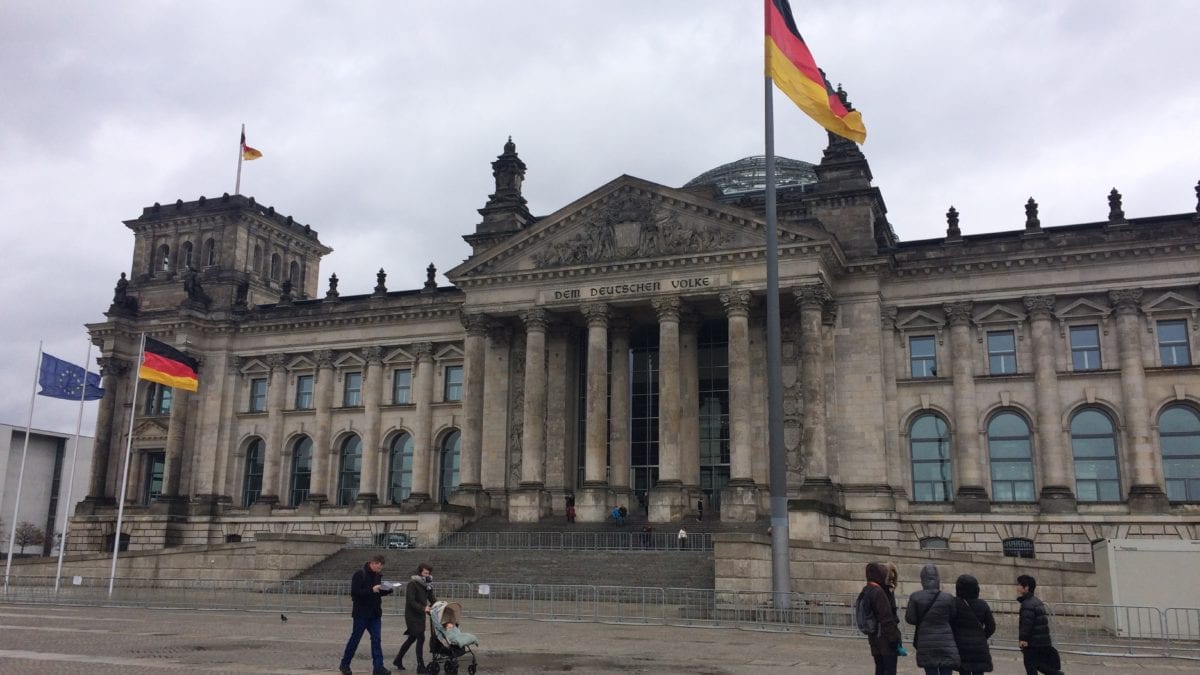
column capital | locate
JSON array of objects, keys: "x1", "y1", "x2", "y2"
[
  {"x1": 793, "y1": 282, "x2": 832, "y2": 309},
  {"x1": 546, "y1": 320, "x2": 574, "y2": 340},
  {"x1": 266, "y1": 353, "x2": 289, "y2": 371},
  {"x1": 1108, "y1": 288, "x2": 1143, "y2": 314},
  {"x1": 582, "y1": 302, "x2": 610, "y2": 328},
  {"x1": 879, "y1": 305, "x2": 898, "y2": 329},
  {"x1": 1022, "y1": 294, "x2": 1057, "y2": 320},
  {"x1": 461, "y1": 311, "x2": 491, "y2": 336},
  {"x1": 521, "y1": 307, "x2": 549, "y2": 331},
  {"x1": 313, "y1": 349, "x2": 336, "y2": 368},
  {"x1": 227, "y1": 355, "x2": 244, "y2": 374},
  {"x1": 361, "y1": 345, "x2": 384, "y2": 363},
  {"x1": 719, "y1": 290, "x2": 752, "y2": 318},
  {"x1": 942, "y1": 301, "x2": 974, "y2": 326},
  {"x1": 98, "y1": 356, "x2": 130, "y2": 378},
  {"x1": 608, "y1": 312, "x2": 632, "y2": 337},
  {"x1": 652, "y1": 295, "x2": 683, "y2": 322},
  {"x1": 412, "y1": 341, "x2": 435, "y2": 360},
  {"x1": 486, "y1": 321, "x2": 512, "y2": 345}
]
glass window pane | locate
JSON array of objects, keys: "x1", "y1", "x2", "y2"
[
  {"x1": 1097, "y1": 481, "x2": 1121, "y2": 501},
  {"x1": 993, "y1": 462, "x2": 1034, "y2": 480},
  {"x1": 988, "y1": 413, "x2": 1028, "y2": 439},
  {"x1": 992, "y1": 483, "x2": 1013, "y2": 502},
  {"x1": 1013, "y1": 482, "x2": 1036, "y2": 502},
  {"x1": 1071, "y1": 410, "x2": 1113, "y2": 436},
  {"x1": 1161, "y1": 407, "x2": 1200, "y2": 434},
  {"x1": 989, "y1": 439, "x2": 1032, "y2": 459},
  {"x1": 1075, "y1": 459, "x2": 1119, "y2": 479},
  {"x1": 1077, "y1": 481, "x2": 1098, "y2": 501}
]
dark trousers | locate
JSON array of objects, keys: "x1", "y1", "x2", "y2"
[
  {"x1": 871, "y1": 652, "x2": 898, "y2": 675},
  {"x1": 1023, "y1": 645, "x2": 1062, "y2": 674},
  {"x1": 396, "y1": 629, "x2": 427, "y2": 667},
  {"x1": 340, "y1": 615, "x2": 383, "y2": 669}
]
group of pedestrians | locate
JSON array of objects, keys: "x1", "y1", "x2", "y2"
[
  {"x1": 858, "y1": 562, "x2": 1064, "y2": 675},
  {"x1": 338, "y1": 555, "x2": 438, "y2": 675}
]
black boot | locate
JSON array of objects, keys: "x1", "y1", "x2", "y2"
[{"x1": 393, "y1": 650, "x2": 406, "y2": 670}]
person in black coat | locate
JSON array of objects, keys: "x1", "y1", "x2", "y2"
[
  {"x1": 339, "y1": 554, "x2": 393, "y2": 675},
  {"x1": 1017, "y1": 574, "x2": 1064, "y2": 675},
  {"x1": 905, "y1": 563, "x2": 960, "y2": 675},
  {"x1": 951, "y1": 574, "x2": 996, "y2": 674},
  {"x1": 860, "y1": 562, "x2": 902, "y2": 675},
  {"x1": 393, "y1": 563, "x2": 436, "y2": 673}
]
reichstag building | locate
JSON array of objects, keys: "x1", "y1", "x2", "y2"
[{"x1": 74, "y1": 134, "x2": 1200, "y2": 563}]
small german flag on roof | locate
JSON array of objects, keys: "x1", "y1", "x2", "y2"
[{"x1": 140, "y1": 337, "x2": 199, "y2": 392}]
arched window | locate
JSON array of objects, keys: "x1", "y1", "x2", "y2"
[
  {"x1": 987, "y1": 411, "x2": 1035, "y2": 502},
  {"x1": 158, "y1": 244, "x2": 171, "y2": 272},
  {"x1": 338, "y1": 435, "x2": 362, "y2": 506},
  {"x1": 181, "y1": 241, "x2": 194, "y2": 268},
  {"x1": 290, "y1": 436, "x2": 313, "y2": 506},
  {"x1": 389, "y1": 432, "x2": 414, "y2": 504},
  {"x1": 1071, "y1": 408, "x2": 1121, "y2": 502},
  {"x1": 289, "y1": 261, "x2": 300, "y2": 285},
  {"x1": 439, "y1": 429, "x2": 461, "y2": 503},
  {"x1": 203, "y1": 238, "x2": 216, "y2": 266},
  {"x1": 910, "y1": 414, "x2": 952, "y2": 502},
  {"x1": 1159, "y1": 405, "x2": 1200, "y2": 502},
  {"x1": 270, "y1": 253, "x2": 282, "y2": 281},
  {"x1": 1003, "y1": 538, "x2": 1036, "y2": 558},
  {"x1": 243, "y1": 438, "x2": 264, "y2": 507},
  {"x1": 252, "y1": 245, "x2": 263, "y2": 275}
]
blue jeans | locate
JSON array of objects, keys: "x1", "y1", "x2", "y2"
[{"x1": 340, "y1": 615, "x2": 383, "y2": 669}]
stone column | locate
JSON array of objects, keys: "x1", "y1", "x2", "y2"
[
  {"x1": 795, "y1": 283, "x2": 836, "y2": 505},
  {"x1": 608, "y1": 315, "x2": 632, "y2": 495},
  {"x1": 86, "y1": 356, "x2": 128, "y2": 502},
  {"x1": 879, "y1": 307, "x2": 907, "y2": 502},
  {"x1": 480, "y1": 322, "x2": 512, "y2": 498},
  {"x1": 409, "y1": 342, "x2": 436, "y2": 502},
  {"x1": 578, "y1": 303, "x2": 611, "y2": 522},
  {"x1": 356, "y1": 346, "x2": 384, "y2": 507},
  {"x1": 650, "y1": 296, "x2": 686, "y2": 521},
  {"x1": 257, "y1": 353, "x2": 288, "y2": 506},
  {"x1": 720, "y1": 290, "x2": 758, "y2": 520},
  {"x1": 544, "y1": 323, "x2": 573, "y2": 497},
  {"x1": 680, "y1": 313, "x2": 701, "y2": 509},
  {"x1": 512, "y1": 308, "x2": 550, "y2": 521},
  {"x1": 944, "y1": 301, "x2": 989, "y2": 512},
  {"x1": 1024, "y1": 295, "x2": 1075, "y2": 512},
  {"x1": 308, "y1": 349, "x2": 335, "y2": 504},
  {"x1": 451, "y1": 313, "x2": 489, "y2": 510},
  {"x1": 160, "y1": 387, "x2": 190, "y2": 500},
  {"x1": 1110, "y1": 289, "x2": 1169, "y2": 512}
]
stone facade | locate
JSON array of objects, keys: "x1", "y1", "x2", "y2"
[{"x1": 75, "y1": 134, "x2": 1200, "y2": 565}]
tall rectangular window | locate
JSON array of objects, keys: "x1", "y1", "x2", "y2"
[
  {"x1": 142, "y1": 451, "x2": 165, "y2": 505},
  {"x1": 1070, "y1": 325, "x2": 1102, "y2": 371},
  {"x1": 392, "y1": 368, "x2": 412, "y2": 404},
  {"x1": 910, "y1": 336, "x2": 937, "y2": 378},
  {"x1": 343, "y1": 371, "x2": 362, "y2": 407},
  {"x1": 1158, "y1": 320, "x2": 1191, "y2": 367},
  {"x1": 987, "y1": 330, "x2": 1017, "y2": 375},
  {"x1": 444, "y1": 365, "x2": 463, "y2": 402},
  {"x1": 248, "y1": 378, "x2": 267, "y2": 412},
  {"x1": 295, "y1": 374, "x2": 314, "y2": 409},
  {"x1": 144, "y1": 384, "x2": 172, "y2": 415}
]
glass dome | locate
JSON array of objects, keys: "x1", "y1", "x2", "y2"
[{"x1": 683, "y1": 156, "x2": 817, "y2": 197}]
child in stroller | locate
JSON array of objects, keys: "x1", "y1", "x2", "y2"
[{"x1": 426, "y1": 600, "x2": 478, "y2": 675}]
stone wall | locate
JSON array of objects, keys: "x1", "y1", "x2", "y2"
[
  {"x1": 715, "y1": 533, "x2": 1097, "y2": 605},
  {"x1": 10, "y1": 532, "x2": 345, "y2": 582}
]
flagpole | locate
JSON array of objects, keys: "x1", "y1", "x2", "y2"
[
  {"x1": 54, "y1": 340, "x2": 94, "y2": 593},
  {"x1": 4, "y1": 343, "x2": 43, "y2": 593},
  {"x1": 108, "y1": 333, "x2": 146, "y2": 597},
  {"x1": 764, "y1": 72, "x2": 792, "y2": 610},
  {"x1": 235, "y1": 123, "x2": 245, "y2": 195}
]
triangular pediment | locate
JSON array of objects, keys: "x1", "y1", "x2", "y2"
[
  {"x1": 895, "y1": 309, "x2": 943, "y2": 332},
  {"x1": 974, "y1": 304, "x2": 1025, "y2": 326},
  {"x1": 132, "y1": 419, "x2": 168, "y2": 439},
  {"x1": 449, "y1": 176, "x2": 814, "y2": 278},
  {"x1": 1058, "y1": 298, "x2": 1110, "y2": 320},
  {"x1": 1144, "y1": 291, "x2": 1200, "y2": 314}
]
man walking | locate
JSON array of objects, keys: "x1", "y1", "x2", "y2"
[
  {"x1": 393, "y1": 563, "x2": 436, "y2": 673},
  {"x1": 339, "y1": 554, "x2": 393, "y2": 675},
  {"x1": 1017, "y1": 574, "x2": 1064, "y2": 675}
]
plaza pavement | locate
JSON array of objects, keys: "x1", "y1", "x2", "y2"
[{"x1": 0, "y1": 602, "x2": 1195, "y2": 673}]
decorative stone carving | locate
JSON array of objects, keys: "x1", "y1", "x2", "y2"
[
  {"x1": 1108, "y1": 288, "x2": 1143, "y2": 314},
  {"x1": 652, "y1": 296, "x2": 682, "y2": 322},
  {"x1": 461, "y1": 312, "x2": 491, "y2": 336},
  {"x1": 313, "y1": 349, "x2": 335, "y2": 367},
  {"x1": 942, "y1": 301, "x2": 974, "y2": 326},
  {"x1": 880, "y1": 305, "x2": 898, "y2": 329},
  {"x1": 582, "y1": 303, "x2": 609, "y2": 327},
  {"x1": 98, "y1": 356, "x2": 130, "y2": 378},
  {"x1": 361, "y1": 346, "x2": 384, "y2": 363},
  {"x1": 325, "y1": 273, "x2": 340, "y2": 300},
  {"x1": 412, "y1": 342, "x2": 434, "y2": 360},
  {"x1": 423, "y1": 263, "x2": 438, "y2": 291},
  {"x1": 531, "y1": 194, "x2": 737, "y2": 268},
  {"x1": 266, "y1": 353, "x2": 288, "y2": 370},
  {"x1": 109, "y1": 273, "x2": 137, "y2": 313},
  {"x1": 1025, "y1": 198, "x2": 1041, "y2": 230},
  {"x1": 373, "y1": 268, "x2": 387, "y2": 296},
  {"x1": 793, "y1": 282, "x2": 832, "y2": 309},
  {"x1": 719, "y1": 290, "x2": 751, "y2": 317},
  {"x1": 1023, "y1": 295, "x2": 1056, "y2": 320},
  {"x1": 1108, "y1": 188, "x2": 1125, "y2": 222},
  {"x1": 521, "y1": 308, "x2": 549, "y2": 331},
  {"x1": 946, "y1": 206, "x2": 961, "y2": 240},
  {"x1": 182, "y1": 267, "x2": 211, "y2": 307}
]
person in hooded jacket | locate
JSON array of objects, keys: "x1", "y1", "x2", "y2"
[
  {"x1": 884, "y1": 562, "x2": 908, "y2": 657},
  {"x1": 951, "y1": 574, "x2": 996, "y2": 674},
  {"x1": 393, "y1": 563, "x2": 436, "y2": 673},
  {"x1": 860, "y1": 562, "x2": 902, "y2": 675},
  {"x1": 905, "y1": 563, "x2": 960, "y2": 675}
]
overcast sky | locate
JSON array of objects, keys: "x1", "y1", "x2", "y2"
[{"x1": 2, "y1": 0, "x2": 1197, "y2": 437}]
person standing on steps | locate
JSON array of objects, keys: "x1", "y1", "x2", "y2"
[
  {"x1": 677, "y1": 526, "x2": 688, "y2": 550},
  {"x1": 339, "y1": 553, "x2": 393, "y2": 675},
  {"x1": 393, "y1": 563, "x2": 436, "y2": 673}
]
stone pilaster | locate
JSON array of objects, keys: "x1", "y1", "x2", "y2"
[
  {"x1": 544, "y1": 322, "x2": 573, "y2": 497},
  {"x1": 679, "y1": 312, "x2": 701, "y2": 503},
  {"x1": 1109, "y1": 289, "x2": 1169, "y2": 512},
  {"x1": 720, "y1": 290, "x2": 758, "y2": 521},
  {"x1": 577, "y1": 303, "x2": 611, "y2": 522},
  {"x1": 512, "y1": 308, "x2": 551, "y2": 521},
  {"x1": 1024, "y1": 295, "x2": 1075, "y2": 512},
  {"x1": 480, "y1": 322, "x2": 512, "y2": 497},
  {"x1": 161, "y1": 387, "x2": 190, "y2": 499},
  {"x1": 608, "y1": 315, "x2": 632, "y2": 494},
  {"x1": 451, "y1": 313, "x2": 490, "y2": 512},
  {"x1": 256, "y1": 353, "x2": 289, "y2": 507},
  {"x1": 409, "y1": 342, "x2": 435, "y2": 502},
  {"x1": 86, "y1": 356, "x2": 129, "y2": 503},
  {"x1": 356, "y1": 346, "x2": 384, "y2": 508},
  {"x1": 795, "y1": 283, "x2": 837, "y2": 506},
  {"x1": 878, "y1": 306, "x2": 906, "y2": 503},
  {"x1": 308, "y1": 349, "x2": 335, "y2": 505},
  {"x1": 649, "y1": 296, "x2": 686, "y2": 521},
  {"x1": 944, "y1": 301, "x2": 989, "y2": 512}
]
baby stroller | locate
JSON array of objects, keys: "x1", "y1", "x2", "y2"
[{"x1": 427, "y1": 600, "x2": 479, "y2": 675}]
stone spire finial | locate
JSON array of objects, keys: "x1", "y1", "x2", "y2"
[
  {"x1": 325, "y1": 273, "x2": 339, "y2": 301},
  {"x1": 504, "y1": 135, "x2": 515, "y2": 154},
  {"x1": 1025, "y1": 197, "x2": 1041, "y2": 231},
  {"x1": 423, "y1": 262, "x2": 437, "y2": 292},
  {"x1": 373, "y1": 268, "x2": 387, "y2": 297},
  {"x1": 1108, "y1": 188, "x2": 1125, "y2": 222},
  {"x1": 945, "y1": 206, "x2": 961, "y2": 240}
]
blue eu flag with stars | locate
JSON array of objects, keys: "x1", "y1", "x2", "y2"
[{"x1": 38, "y1": 353, "x2": 105, "y2": 401}]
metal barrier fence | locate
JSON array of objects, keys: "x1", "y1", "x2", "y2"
[
  {"x1": 1, "y1": 577, "x2": 1196, "y2": 660},
  {"x1": 433, "y1": 530, "x2": 713, "y2": 551}
]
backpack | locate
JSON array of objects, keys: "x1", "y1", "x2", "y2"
[{"x1": 854, "y1": 587, "x2": 880, "y2": 636}]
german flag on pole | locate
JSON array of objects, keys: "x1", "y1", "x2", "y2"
[
  {"x1": 241, "y1": 129, "x2": 262, "y2": 160},
  {"x1": 765, "y1": 0, "x2": 867, "y2": 144},
  {"x1": 140, "y1": 337, "x2": 200, "y2": 392}
]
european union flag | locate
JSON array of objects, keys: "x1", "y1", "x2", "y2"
[{"x1": 38, "y1": 353, "x2": 105, "y2": 401}]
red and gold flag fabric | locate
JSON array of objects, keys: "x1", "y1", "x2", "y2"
[
  {"x1": 140, "y1": 337, "x2": 200, "y2": 392},
  {"x1": 241, "y1": 130, "x2": 263, "y2": 160}
]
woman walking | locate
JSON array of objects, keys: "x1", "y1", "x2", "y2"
[
  {"x1": 951, "y1": 574, "x2": 995, "y2": 674},
  {"x1": 905, "y1": 563, "x2": 960, "y2": 675}
]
